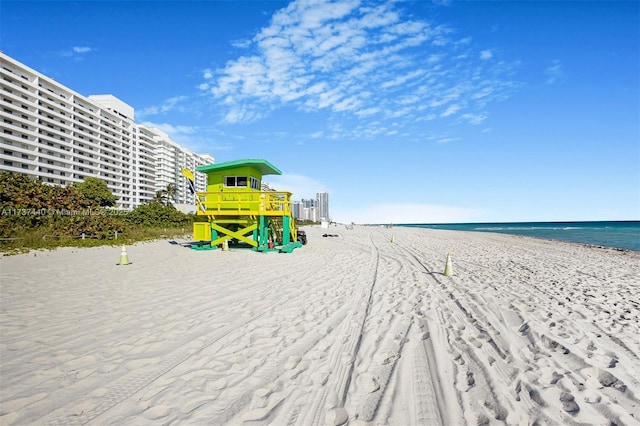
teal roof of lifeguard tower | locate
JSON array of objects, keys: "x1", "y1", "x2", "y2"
[{"x1": 196, "y1": 159, "x2": 282, "y2": 176}]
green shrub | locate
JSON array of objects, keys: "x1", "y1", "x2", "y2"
[
  {"x1": 125, "y1": 203, "x2": 191, "y2": 228},
  {"x1": 0, "y1": 172, "x2": 126, "y2": 239},
  {"x1": 71, "y1": 177, "x2": 117, "y2": 207}
]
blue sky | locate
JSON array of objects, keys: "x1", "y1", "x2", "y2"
[{"x1": 2, "y1": 0, "x2": 638, "y2": 224}]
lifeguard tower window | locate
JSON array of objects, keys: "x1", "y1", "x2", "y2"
[
  {"x1": 250, "y1": 177, "x2": 260, "y2": 190},
  {"x1": 224, "y1": 176, "x2": 247, "y2": 187},
  {"x1": 224, "y1": 176, "x2": 261, "y2": 189}
]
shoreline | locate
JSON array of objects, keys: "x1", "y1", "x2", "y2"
[{"x1": 2, "y1": 225, "x2": 639, "y2": 425}]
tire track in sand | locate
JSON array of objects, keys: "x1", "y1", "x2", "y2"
[
  {"x1": 293, "y1": 235, "x2": 380, "y2": 426},
  {"x1": 42, "y1": 309, "x2": 270, "y2": 426}
]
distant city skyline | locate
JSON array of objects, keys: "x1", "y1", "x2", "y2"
[{"x1": 292, "y1": 191, "x2": 330, "y2": 223}]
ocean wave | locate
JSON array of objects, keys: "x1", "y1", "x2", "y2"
[{"x1": 473, "y1": 226, "x2": 584, "y2": 231}]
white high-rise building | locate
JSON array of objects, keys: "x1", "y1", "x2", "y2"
[
  {"x1": 0, "y1": 52, "x2": 213, "y2": 210},
  {"x1": 292, "y1": 201, "x2": 302, "y2": 220},
  {"x1": 316, "y1": 191, "x2": 329, "y2": 222},
  {"x1": 300, "y1": 198, "x2": 317, "y2": 222},
  {"x1": 143, "y1": 125, "x2": 213, "y2": 206}
]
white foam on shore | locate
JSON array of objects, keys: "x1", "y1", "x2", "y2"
[{"x1": 1, "y1": 226, "x2": 639, "y2": 425}]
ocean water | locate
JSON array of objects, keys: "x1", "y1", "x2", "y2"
[{"x1": 399, "y1": 221, "x2": 640, "y2": 252}]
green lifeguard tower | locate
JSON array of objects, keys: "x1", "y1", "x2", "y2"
[{"x1": 190, "y1": 159, "x2": 303, "y2": 253}]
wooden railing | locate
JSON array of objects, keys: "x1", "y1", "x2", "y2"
[{"x1": 196, "y1": 191, "x2": 293, "y2": 216}]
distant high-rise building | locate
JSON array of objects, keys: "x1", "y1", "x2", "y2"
[
  {"x1": 0, "y1": 52, "x2": 213, "y2": 210},
  {"x1": 316, "y1": 191, "x2": 329, "y2": 222},
  {"x1": 290, "y1": 194, "x2": 329, "y2": 223},
  {"x1": 300, "y1": 198, "x2": 316, "y2": 222},
  {"x1": 292, "y1": 201, "x2": 302, "y2": 220},
  {"x1": 301, "y1": 198, "x2": 315, "y2": 210}
]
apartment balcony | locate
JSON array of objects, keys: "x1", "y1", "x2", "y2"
[{"x1": 6, "y1": 91, "x2": 37, "y2": 110}]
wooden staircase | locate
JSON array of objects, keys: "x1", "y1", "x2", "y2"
[{"x1": 269, "y1": 217, "x2": 284, "y2": 244}]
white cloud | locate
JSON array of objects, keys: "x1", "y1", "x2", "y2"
[
  {"x1": 545, "y1": 60, "x2": 564, "y2": 84},
  {"x1": 231, "y1": 39, "x2": 252, "y2": 49},
  {"x1": 381, "y1": 69, "x2": 425, "y2": 89},
  {"x1": 332, "y1": 203, "x2": 485, "y2": 224},
  {"x1": 472, "y1": 87, "x2": 493, "y2": 100},
  {"x1": 140, "y1": 121, "x2": 233, "y2": 153},
  {"x1": 60, "y1": 46, "x2": 95, "y2": 59},
  {"x1": 458, "y1": 113, "x2": 487, "y2": 125},
  {"x1": 480, "y1": 49, "x2": 493, "y2": 60},
  {"x1": 224, "y1": 107, "x2": 263, "y2": 124},
  {"x1": 137, "y1": 96, "x2": 188, "y2": 118},
  {"x1": 205, "y1": 0, "x2": 518, "y2": 130},
  {"x1": 140, "y1": 121, "x2": 197, "y2": 136},
  {"x1": 355, "y1": 107, "x2": 381, "y2": 118},
  {"x1": 440, "y1": 104, "x2": 461, "y2": 117},
  {"x1": 436, "y1": 136, "x2": 460, "y2": 144},
  {"x1": 73, "y1": 46, "x2": 93, "y2": 54}
]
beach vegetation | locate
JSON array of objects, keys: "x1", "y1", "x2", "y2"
[
  {"x1": 0, "y1": 172, "x2": 198, "y2": 253},
  {"x1": 71, "y1": 177, "x2": 117, "y2": 208},
  {"x1": 125, "y1": 202, "x2": 191, "y2": 228},
  {"x1": 153, "y1": 183, "x2": 178, "y2": 206}
]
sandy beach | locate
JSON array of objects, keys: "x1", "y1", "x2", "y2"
[{"x1": 1, "y1": 225, "x2": 639, "y2": 425}]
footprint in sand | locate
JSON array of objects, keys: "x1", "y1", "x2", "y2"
[
  {"x1": 311, "y1": 371, "x2": 330, "y2": 386},
  {"x1": 356, "y1": 372, "x2": 380, "y2": 393},
  {"x1": 88, "y1": 387, "x2": 109, "y2": 398},
  {"x1": 597, "y1": 369, "x2": 627, "y2": 391},
  {"x1": 205, "y1": 377, "x2": 227, "y2": 391},
  {"x1": 374, "y1": 350, "x2": 398, "y2": 365},
  {"x1": 559, "y1": 392, "x2": 580, "y2": 414},
  {"x1": 242, "y1": 390, "x2": 285, "y2": 422},
  {"x1": 143, "y1": 404, "x2": 172, "y2": 420},
  {"x1": 285, "y1": 355, "x2": 302, "y2": 370}
]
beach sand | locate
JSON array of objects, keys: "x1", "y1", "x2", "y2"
[{"x1": 1, "y1": 225, "x2": 639, "y2": 425}]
